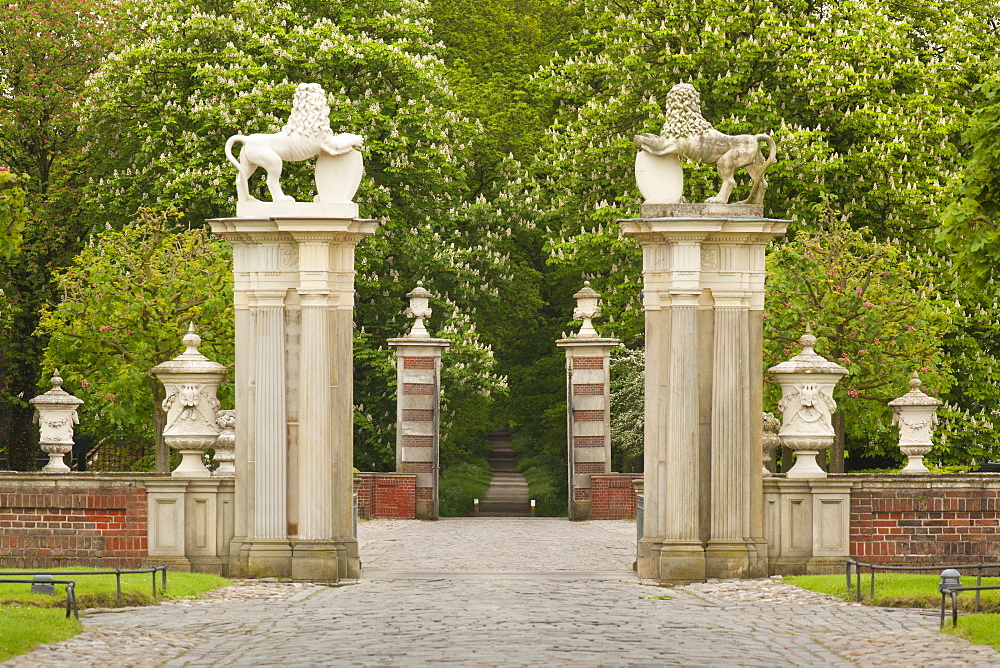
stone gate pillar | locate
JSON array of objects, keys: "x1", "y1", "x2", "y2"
[
  {"x1": 619, "y1": 203, "x2": 787, "y2": 583},
  {"x1": 210, "y1": 205, "x2": 378, "y2": 580},
  {"x1": 556, "y1": 282, "x2": 619, "y2": 521},
  {"x1": 388, "y1": 282, "x2": 449, "y2": 519}
]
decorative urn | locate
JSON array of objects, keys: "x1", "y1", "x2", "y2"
[
  {"x1": 404, "y1": 281, "x2": 433, "y2": 338},
  {"x1": 767, "y1": 329, "x2": 848, "y2": 478},
  {"x1": 150, "y1": 324, "x2": 227, "y2": 477},
  {"x1": 888, "y1": 372, "x2": 942, "y2": 474},
  {"x1": 571, "y1": 281, "x2": 603, "y2": 338},
  {"x1": 29, "y1": 371, "x2": 84, "y2": 473}
]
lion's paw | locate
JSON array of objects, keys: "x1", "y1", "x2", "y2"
[{"x1": 705, "y1": 196, "x2": 728, "y2": 204}]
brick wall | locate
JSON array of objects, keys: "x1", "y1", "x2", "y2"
[
  {"x1": 354, "y1": 473, "x2": 416, "y2": 519},
  {"x1": 850, "y1": 475, "x2": 1000, "y2": 564},
  {"x1": 591, "y1": 474, "x2": 641, "y2": 520},
  {"x1": 0, "y1": 474, "x2": 150, "y2": 568}
]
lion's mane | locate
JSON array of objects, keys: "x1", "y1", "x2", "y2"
[
  {"x1": 282, "y1": 83, "x2": 334, "y2": 139},
  {"x1": 660, "y1": 83, "x2": 714, "y2": 139}
]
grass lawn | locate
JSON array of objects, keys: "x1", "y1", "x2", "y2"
[
  {"x1": 439, "y1": 461, "x2": 493, "y2": 516},
  {"x1": 786, "y1": 573, "x2": 1000, "y2": 650},
  {"x1": 0, "y1": 569, "x2": 230, "y2": 662}
]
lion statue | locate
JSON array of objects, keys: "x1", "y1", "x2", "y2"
[
  {"x1": 634, "y1": 83, "x2": 776, "y2": 204},
  {"x1": 225, "y1": 83, "x2": 364, "y2": 203}
]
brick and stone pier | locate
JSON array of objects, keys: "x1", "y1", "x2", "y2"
[
  {"x1": 388, "y1": 283, "x2": 449, "y2": 519},
  {"x1": 557, "y1": 282, "x2": 619, "y2": 521}
]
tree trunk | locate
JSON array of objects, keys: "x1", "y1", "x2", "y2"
[
  {"x1": 830, "y1": 410, "x2": 846, "y2": 473},
  {"x1": 780, "y1": 445, "x2": 793, "y2": 474},
  {"x1": 148, "y1": 378, "x2": 169, "y2": 473}
]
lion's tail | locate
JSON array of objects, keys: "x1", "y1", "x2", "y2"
[
  {"x1": 745, "y1": 134, "x2": 777, "y2": 204},
  {"x1": 225, "y1": 135, "x2": 247, "y2": 171},
  {"x1": 757, "y1": 134, "x2": 777, "y2": 168}
]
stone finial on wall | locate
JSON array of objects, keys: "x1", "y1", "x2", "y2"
[
  {"x1": 403, "y1": 281, "x2": 433, "y2": 338},
  {"x1": 29, "y1": 370, "x2": 84, "y2": 473},
  {"x1": 151, "y1": 324, "x2": 228, "y2": 478},
  {"x1": 767, "y1": 328, "x2": 848, "y2": 479},
  {"x1": 888, "y1": 372, "x2": 942, "y2": 474},
  {"x1": 213, "y1": 410, "x2": 236, "y2": 477},
  {"x1": 762, "y1": 412, "x2": 780, "y2": 476},
  {"x1": 571, "y1": 281, "x2": 603, "y2": 338}
]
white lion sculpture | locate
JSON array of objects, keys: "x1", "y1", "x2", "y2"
[
  {"x1": 225, "y1": 83, "x2": 364, "y2": 203},
  {"x1": 634, "y1": 83, "x2": 776, "y2": 204}
]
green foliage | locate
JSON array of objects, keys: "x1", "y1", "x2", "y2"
[
  {"x1": 609, "y1": 346, "x2": 642, "y2": 473},
  {"x1": 0, "y1": 0, "x2": 119, "y2": 469},
  {"x1": 938, "y1": 64, "x2": 1000, "y2": 287},
  {"x1": 518, "y1": 460, "x2": 565, "y2": 517},
  {"x1": 0, "y1": 170, "x2": 28, "y2": 259},
  {"x1": 764, "y1": 212, "x2": 956, "y2": 463},
  {"x1": 79, "y1": 0, "x2": 509, "y2": 472},
  {"x1": 438, "y1": 460, "x2": 492, "y2": 517},
  {"x1": 37, "y1": 208, "x2": 234, "y2": 470}
]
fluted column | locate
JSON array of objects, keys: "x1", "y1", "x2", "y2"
[
  {"x1": 620, "y1": 208, "x2": 787, "y2": 584},
  {"x1": 706, "y1": 293, "x2": 752, "y2": 576},
  {"x1": 253, "y1": 292, "x2": 288, "y2": 540}
]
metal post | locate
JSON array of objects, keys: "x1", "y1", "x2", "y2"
[
  {"x1": 976, "y1": 565, "x2": 983, "y2": 612},
  {"x1": 116, "y1": 569, "x2": 122, "y2": 605},
  {"x1": 870, "y1": 565, "x2": 876, "y2": 601}
]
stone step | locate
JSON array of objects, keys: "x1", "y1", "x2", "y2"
[{"x1": 480, "y1": 430, "x2": 531, "y2": 517}]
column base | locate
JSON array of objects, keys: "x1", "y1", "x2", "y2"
[
  {"x1": 570, "y1": 499, "x2": 592, "y2": 522},
  {"x1": 415, "y1": 500, "x2": 435, "y2": 520},
  {"x1": 292, "y1": 541, "x2": 340, "y2": 581},
  {"x1": 244, "y1": 538, "x2": 292, "y2": 578},
  {"x1": 653, "y1": 540, "x2": 706, "y2": 584},
  {"x1": 705, "y1": 540, "x2": 755, "y2": 578},
  {"x1": 748, "y1": 539, "x2": 770, "y2": 578},
  {"x1": 188, "y1": 555, "x2": 228, "y2": 576},
  {"x1": 331, "y1": 536, "x2": 360, "y2": 579}
]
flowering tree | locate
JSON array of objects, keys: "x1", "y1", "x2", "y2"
[
  {"x1": 37, "y1": 208, "x2": 234, "y2": 472},
  {"x1": 527, "y1": 0, "x2": 1000, "y2": 469},
  {"x1": 764, "y1": 214, "x2": 956, "y2": 470},
  {"x1": 72, "y1": 0, "x2": 512, "y2": 471}
]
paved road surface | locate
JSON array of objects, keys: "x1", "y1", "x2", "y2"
[{"x1": 7, "y1": 518, "x2": 1000, "y2": 666}]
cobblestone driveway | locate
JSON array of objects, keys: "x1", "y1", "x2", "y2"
[{"x1": 7, "y1": 518, "x2": 1000, "y2": 666}]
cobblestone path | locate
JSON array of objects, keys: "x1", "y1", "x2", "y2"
[{"x1": 7, "y1": 518, "x2": 1000, "y2": 666}]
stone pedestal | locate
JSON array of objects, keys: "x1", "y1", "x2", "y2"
[
  {"x1": 619, "y1": 203, "x2": 787, "y2": 583},
  {"x1": 209, "y1": 212, "x2": 378, "y2": 580},
  {"x1": 762, "y1": 477, "x2": 853, "y2": 574},
  {"x1": 387, "y1": 338, "x2": 449, "y2": 519},
  {"x1": 145, "y1": 477, "x2": 236, "y2": 574},
  {"x1": 556, "y1": 339, "x2": 618, "y2": 520}
]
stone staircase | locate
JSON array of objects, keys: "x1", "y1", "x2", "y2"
[{"x1": 479, "y1": 431, "x2": 531, "y2": 517}]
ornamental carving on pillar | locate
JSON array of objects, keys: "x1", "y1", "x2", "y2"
[
  {"x1": 225, "y1": 83, "x2": 364, "y2": 204},
  {"x1": 762, "y1": 411, "x2": 780, "y2": 475},
  {"x1": 213, "y1": 409, "x2": 237, "y2": 477},
  {"x1": 633, "y1": 83, "x2": 777, "y2": 205}
]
